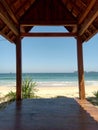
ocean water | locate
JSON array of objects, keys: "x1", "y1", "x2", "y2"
[{"x1": 0, "y1": 72, "x2": 98, "y2": 87}]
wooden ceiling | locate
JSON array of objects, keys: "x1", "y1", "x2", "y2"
[{"x1": 0, "y1": 0, "x2": 98, "y2": 43}]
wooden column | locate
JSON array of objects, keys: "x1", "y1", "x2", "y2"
[
  {"x1": 77, "y1": 36, "x2": 85, "y2": 99},
  {"x1": 16, "y1": 37, "x2": 22, "y2": 100}
]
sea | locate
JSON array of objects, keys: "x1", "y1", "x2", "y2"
[{"x1": 0, "y1": 72, "x2": 98, "y2": 87}]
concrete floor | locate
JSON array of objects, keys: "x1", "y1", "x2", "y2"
[{"x1": 0, "y1": 97, "x2": 98, "y2": 130}]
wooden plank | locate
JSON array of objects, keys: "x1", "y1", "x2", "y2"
[
  {"x1": 79, "y1": 0, "x2": 96, "y2": 24},
  {"x1": 0, "y1": 3, "x2": 19, "y2": 36},
  {"x1": 0, "y1": 0, "x2": 18, "y2": 25},
  {"x1": 16, "y1": 37, "x2": 22, "y2": 100},
  {"x1": 76, "y1": 99, "x2": 98, "y2": 121},
  {"x1": 77, "y1": 37, "x2": 85, "y2": 99},
  {"x1": 16, "y1": 0, "x2": 35, "y2": 17},
  {"x1": 21, "y1": 32, "x2": 77, "y2": 37},
  {"x1": 20, "y1": 20, "x2": 77, "y2": 26},
  {"x1": 79, "y1": 2, "x2": 98, "y2": 35},
  {"x1": 0, "y1": 98, "x2": 98, "y2": 130}
]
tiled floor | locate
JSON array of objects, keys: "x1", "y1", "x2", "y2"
[{"x1": 0, "y1": 98, "x2": 98, "y2": 130}]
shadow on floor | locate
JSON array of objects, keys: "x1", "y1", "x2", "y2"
[{"x1": 0, "y1": 97, "x2": 98, "y2": 130}]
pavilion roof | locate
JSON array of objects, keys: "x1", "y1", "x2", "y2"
[{"x1": 0, "y1": 0, "x2": 98, "y2": 43}]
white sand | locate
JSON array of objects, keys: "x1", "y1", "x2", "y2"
[
  {"x1": 0, "y1": 86, "x2": 15, "y2": 97},
  {"x1": 37, "y1": 86, "x2": 98, "y2": 98},
  {"x1": 0, "y1": 86, "x2": 98, "y2": 98}
]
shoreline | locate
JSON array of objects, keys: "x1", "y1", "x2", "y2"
[{"x1": 0, "y1": 85, "x2": 98, "y2": 98}]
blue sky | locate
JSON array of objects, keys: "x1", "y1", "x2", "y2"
[{"x1": 0, "y1": 26, "x2": 98, "y2": 73}]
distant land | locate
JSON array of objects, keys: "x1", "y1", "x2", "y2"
[{"x1": 0, "y1": 71, "x2": 98, "y2": 74}]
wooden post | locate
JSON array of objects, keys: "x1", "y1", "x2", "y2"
[
  {"x1": 77, "y1": 36, "x2": 85, "y2": 99},
  {"x1": 16, "y1": 37, "x2": 22, "y2": 100}
]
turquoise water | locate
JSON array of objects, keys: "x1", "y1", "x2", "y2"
[{"x1": 0, "y1": 72, "x2": 98, "y2": 87}]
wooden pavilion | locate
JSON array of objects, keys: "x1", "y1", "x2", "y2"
[
  {"x1": 0, "y1": 1, "x2": 98, "y2": 130},
  {"x1": 0, "y1": 0, "x2": 98, "y2": 101}
]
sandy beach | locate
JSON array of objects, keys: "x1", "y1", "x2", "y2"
[
  {"x1": 37, "y1": 86, "x2": 98, "y2": 98},
  {"x1": 0, "y1": 86, "x2": 98, "y2": 98}
]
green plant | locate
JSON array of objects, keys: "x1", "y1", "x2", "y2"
[
  {"x1": 5, "y1": 91, "x2": 16, "y2": 101},
  {"x1": 5, "y1": 78, "x2": 37, "y2": 101},
  {"x1": 93, "y1": 91, "x2": 98, "y2": 98},
  {"x1": 0, "y1": 78, "x2": 37, "y2": 110},
  {"x1": 22, "y1": 78, "x2": 37, "y2": 98}
]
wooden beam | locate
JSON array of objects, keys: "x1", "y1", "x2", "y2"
[
  {"x1": 21, "y1": 32, "x2": 77, "y2": 37},
  {"x1": 79, "y1": 0, "x2": 96, "y2": 24},
  {"x1": 77, "y1": 37, "x2": 85, "y2": 99},
  {"x1": 72, "y1": 25, "x2": 77, "y2": 33},
  {"x1": 0, "y1": 0, "x2": 18, "y2": 25},
  {"x1": 0, "y1": 31, "x2": 14, "y2": 43},
  {"x1": 0, "y1": 3, "x2": 19, "y2": 36},
  {"x1": 1, "y1": 26, "x2": 8, "y2": 34},
  {"x1": 20, "y1": 26, "x2": 26, "y2": 33},
  {"x1": 84, "y1": 29, "x2": 98, "y2": 42},
  {"x1": 79, "y1": 2, "x2": 98, "y2": 35},
  {"x1": 20, "y1": 20, "x2": 77, "y2": 26},
  {"x1": 16, "y1": 37, "x2": 22, "y2": 100},
  {"x1": 16, "y1": 0, "x2": 35, "y2": 17}
]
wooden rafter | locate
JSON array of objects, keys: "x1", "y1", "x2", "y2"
[
  {"x1": 72, "y1": 25, "x2": 77, "y2": 33},
  {"x1": 20, "y1": 27, "x2": 26, "y2": 33},
  {"x1": 0, "y1": 0, "x2": 97, "y2": 43},
  {"x1": 79, "y1": 2, "x2": 98, "y2": 36},
  {"x1": 7, "y1": 31, "x2": 13, "y2": 38},
  {"x1": 1, "y1": 26, "x2": 8, "y2": 33},
  {"x1": 0, "y1": 3, "x2": 19, "y2": 36},
  {"x1": 21, "y1": 32, "x2": 77, "y2": 37},
  {"x1": 16, "y1": 0, "x2": 35, "y2": 18},
  {"x1": 84, "y1": 29, "x2": 98, "y2": 42},
  {"x1": 79, "y1": 0, "x2": 96, "y2": 24},
  {"x1": 0, "y1": 0, "x2": 18, "y2": 25},
  {"x1": 0, "y1": 31, "x2": 14, "y2": 43}
]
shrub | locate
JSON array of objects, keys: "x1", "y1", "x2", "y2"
[
  {"x1": 5, "y1": 78, "x2": 37, "y2": 101},
  {"x1": 93, "y1": 91, "x2": 98, "y2": 98},
  {"x1": 5, "y1": 91, "x2": 16, "y2": 101},
  {"x1": 22, "y1": 78, "x2": 37, "y2": 98}
]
